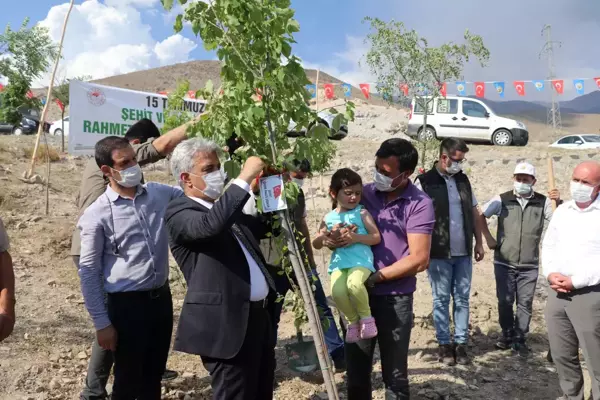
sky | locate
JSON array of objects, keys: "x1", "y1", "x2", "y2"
[{"x1": 1, "y1": 0, "x2": 599, "y2": 101}]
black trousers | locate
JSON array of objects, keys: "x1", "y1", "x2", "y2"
[
  {"x1": 494, "y1": 264, "x2": 538, "y2": 343},
  {"x1": 107, "y1": 284, "x2": 173, "y2": 400},
  {"x1": 346, "y1": 294, "x2": 413, "y2": 400},
  {"x1": 202, "y1": 301, "x2": 275, "y2": 400}
]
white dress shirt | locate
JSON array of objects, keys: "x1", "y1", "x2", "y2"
[
  {"x1": 190, "y1": 178, "x2": 269, "y2": 301},
  {"x1": 542, "y1": 197, "x2": 600, "y2": 289}
]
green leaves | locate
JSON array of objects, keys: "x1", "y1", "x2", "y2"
[
  {"x1": 287, "y1": 19, "x2": 300, "y2": 33},
  {"x1": 174, "y1": 14, "x2": 184, "y2": 33},
  {"x1": 331, "y1": 113, "x2": 345, "y2": 132},
  {"x1": 161, "y1": 0, "x2": 174, "y2": 11}
]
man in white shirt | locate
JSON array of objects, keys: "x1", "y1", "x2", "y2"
[{"x1": 542, "y1": 161, "x2": 600, "y2": 400}]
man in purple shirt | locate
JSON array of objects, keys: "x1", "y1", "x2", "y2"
[{"x1": 336, "y1": 138, "x2": 435, "y2": 399}]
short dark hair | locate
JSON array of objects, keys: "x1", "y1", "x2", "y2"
[
  {"x1": 329, "y1": 168, "x2": 362, "y2": 208},
  {"x1": 375, "y1": 138, "x2": 418, "y2": 173},
  {"x1": 292, "y1": 159, "x2": 311, "y2": 173},
  {"x1": 124, "y1": 118, "x2": 160, "y2": 143},
  {"x1": 95, "y1": 136, "x2": 132, "y2": 168},
  {"x1": 440, "y1": 137, "x2": 469, "y2": 156}
]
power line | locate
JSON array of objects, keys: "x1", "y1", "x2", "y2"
[{"x1": 539, "y1": 24, "x2": 562, "y2": 135}]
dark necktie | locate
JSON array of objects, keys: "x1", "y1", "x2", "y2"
[{"x1": 231, "y1": 223, "x2": 277, "y2": 292}]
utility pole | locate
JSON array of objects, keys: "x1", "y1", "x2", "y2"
[{"x1": 539, "y1": 24, "x2": 562, "y2": 135}]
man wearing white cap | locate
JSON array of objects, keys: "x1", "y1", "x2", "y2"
[{"x1": 479, "y1": 162, "x2": 560, "y2": 357}]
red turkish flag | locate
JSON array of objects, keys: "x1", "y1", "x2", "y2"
[
  {"x1": 0, "y1": 84, "x2": 4, "y2": 92},
  {"x1": 359, "y1": 83, "x2": 370, "y2": 99},
  {"x1": 514, "y1": 81, "x2": 525, "y2": 96},
  {"x1": 474, "y1": 82, "x2": 485, "y2": 98},
  {"x1": 324, "y1": 83, "x2": 334, "y2": 99},
  {"x1": 158, "y1": 91, "x2": 168, "y2": 96},
  {"x1": 273, "y1": 184, "x2": 282, "y2": 198},
  {"x1": 399, "y1": 83, "x2": 409, "y2": 96},
  {"x1": 594, "y1": 77, "x2": 600, "y2": 89},
  {"x1": 439, "y1": 82, "x2": 447, "y2": 97},
  {"x1": 26, "y1": 90, "x2": 34, "y2": 99},
  {"x1": 552, "y1": 80, "x2": 564, "y2": 94},
  {"x1": 54, "y1": 98, "x2": 65, "y2": 112},
  {"x1": 187, "y1": 90, "x2": 196, "y2": 99}
]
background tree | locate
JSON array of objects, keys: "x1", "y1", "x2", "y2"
[
  {"x1": 0, "y1": 18, "x2": 57, "y2": 125},
  {"x1": 363, "y1": 18, "x2": 489, "y2": 165},
  {"x1": 163, "y1": 0, "x2": 354, "y2": 397},
  {"x1": 51, "y1": 74, "x2": 91, "y2": 151}
]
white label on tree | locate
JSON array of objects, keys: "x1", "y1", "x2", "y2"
[
  {"x1": 259, "y1": 174, "x2": 287, "y2": 213},
  {"x1": 68, "y1": 80, "x2": 207, "y2": 155}
]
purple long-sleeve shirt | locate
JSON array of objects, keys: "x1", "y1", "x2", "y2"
[{"x1": 361, "y1": 182, "x2": 435, "y2": 295}]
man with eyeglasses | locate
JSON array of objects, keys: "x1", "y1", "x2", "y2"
[{"x1": 415, "y1": 137, "x2": 484, "y2": 366}]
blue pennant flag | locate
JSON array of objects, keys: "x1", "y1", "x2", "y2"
[
  {"x1": 341, "y1": 83, "x2": 352, "y2": 97},
  {"x1": 533, "y1": 80, "x2": 545, "y2": 92},
  {"x1": 456, "y1": 81, "x2": 466, "y2": 96},
  {"x1": 305, "y1": 84, "x2": 316, "y2": 99},
  {"x1": 573, "y1": 79, "x2": 585, "y2": 95},
  {"x1": 493, "y1": 82, "x2": 505, "y2": 98},
  {"x1": 41, "y1": 97, "x2": 47, "y2": 105}
]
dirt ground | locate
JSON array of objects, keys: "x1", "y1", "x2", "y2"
[{"x1": 0, "y1": 109, "x2": 597, "y2": 399}]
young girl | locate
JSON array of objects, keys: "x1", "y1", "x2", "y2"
[{"x1": 313, "y1": 168, "x2": 381, "y2": 343}]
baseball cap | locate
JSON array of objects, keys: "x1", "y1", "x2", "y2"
[{"x1": 514, "y1": 162, "x2": 535, "y2": 177}]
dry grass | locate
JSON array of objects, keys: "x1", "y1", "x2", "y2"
[{"x1": 23, "y1": 144, "x2": 60, "y2": 164}]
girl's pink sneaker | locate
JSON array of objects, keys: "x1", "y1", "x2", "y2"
[
  {"x1": 345, "y1": 323, "x2": 361, "y2": 343},
  {"x1": 360, "y1": 317, "x2": 378, "y2": 339}
]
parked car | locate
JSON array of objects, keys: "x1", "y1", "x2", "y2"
[
  {"x1": 50, "y1": 116, "x2": 69, "y2": 136},
  {"x1": 407, "y1": 96, "x2": 529, "y2": 146},
  {"x1": 0, "y1": 107, "x2": 50, "y2": 135},
  {"x1": 549, "y1": 134, "x2": 600, "y2": 149},
  {"x1": 286, "y1": 110, "x2": 348, "y2": 140}
]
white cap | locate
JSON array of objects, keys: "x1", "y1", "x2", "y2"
[{"x1": 514, "y1": 162, "x2": 535, "y2": 177}]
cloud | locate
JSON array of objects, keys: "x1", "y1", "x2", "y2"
[{"x1": 35, "y1": 0, "x2": 197, "y2": 85}]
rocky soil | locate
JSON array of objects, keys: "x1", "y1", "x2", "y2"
[{"x1": 0, "y1": 104, "x2": 597, "y2": 399}]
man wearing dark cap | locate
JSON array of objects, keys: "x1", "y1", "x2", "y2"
[{"x1": 72, "y1": 118, "x2": 191, "y2": 400}]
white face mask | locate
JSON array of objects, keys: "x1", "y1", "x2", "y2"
[
  {"x1": 513, "y1": 181, "x2": 532, "y2": 196},
  {"x1": 292, "y1": 177, "x2": 304, "y2": 189},
  {"x1": 373, "y1": 170, "x2": 402, "y2": 192},
  {"x1": 191, "y1": 170, "x2": 226, "y2": 200},
  {"x1": 570, "y1": 181, "x2": 597, "y2": 204},
  {"x1": 111, "y1": 164, "x2": 142, "y2": 188},
  {"x1": 446, "y1": 161, "x2": 462, "y2": 175}
]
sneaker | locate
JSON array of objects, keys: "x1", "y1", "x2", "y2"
[
  {"x1": 438, "y1": 344, "x2": 456, "y2": 366},
  {"x1": 455, "y1": 344, "x2": 470, "y2": 365},
  {"x1": 161, "y1": 369, "x2": 179, "y2": 382},
  {"x1": 513, "y1": 342, "x2": 530, "y2": 358},
  {"x1": 345, "y1": 323, "x2": 361, "y2": 343},
  {"x1": 359, "y1": 317, "x2": 378, "y2": 340},
  {"x1": 495, "y1": 336, "x2": 512, "y2": 350}
]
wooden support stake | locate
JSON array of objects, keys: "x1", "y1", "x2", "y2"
[
  {"x1": 25, "y1": 0, "x2": 75, "y2": 179},
  {"x1": 547, "y1": 156, "x2": 557, "y2": 211}
]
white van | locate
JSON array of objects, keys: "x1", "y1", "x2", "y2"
[{"x1": 407, "y1": 96, "x2": 529, "y2": 146}]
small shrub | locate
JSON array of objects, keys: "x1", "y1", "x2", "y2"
[{"x1": 23, "y1": 144, "x2": 60, "y2": 163}]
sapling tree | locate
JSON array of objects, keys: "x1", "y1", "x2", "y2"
[
  {"x1": 162, "y1": 0, "x2": 354, "y2": 397},
  {"x1": 363, "y1": 18, "x2": 489, "y2": 159}
]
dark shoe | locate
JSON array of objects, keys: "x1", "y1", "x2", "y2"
[
  {"x1": 495, "y1": 336, "x2": 512, "y2": 350},
  {"x1": 332, "y1": 355, "x2": 346, "y2": 372},
  {"x1": 438, "y1": 344, "x2": 456, "y2": 366},
  {"x1": 547, "y1": 348, "x2": 553, "y2": 363},
  {"x1": 513, "y1": 342, "x2": 530, "y2": 358},
  {"x1": 161, "y1": 369, "x2": 179, "y2": 382},
  {"x1": 455, "y1": 344, "x2": 470, "y2": 365}
]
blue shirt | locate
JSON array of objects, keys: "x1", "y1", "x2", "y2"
[
  {"x1": 324, "y1": 205, "x2": 375, "y2": 274},
  {"x1": 77, "y1": 182, "x2": 183, "y2": 330}
]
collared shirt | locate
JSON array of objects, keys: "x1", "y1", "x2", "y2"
[
  {"x1": 78, "y1": 182, "x2": 183, "y2": 330},
  {"x1": 0, "y1": 218, "x2": 9, "y2": 253},
  {"x1": 71, "y1": 139, "x2": 163, "y2": 256},
  {"x1": 542, "y1": 197, "x2": 600, "y2": 289},
  {"x1": 361, "y1": 182, "x2": 435, "y2": 295},
  {"x1": 482, "y1": 191, "x2": 553, "y2": 269},
  {"x1": 414, "y1": 169, "x2": 477, "y2": 256},
  {"x1": 193, "y1": 179, "x2": 269, "y2": 301}
]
